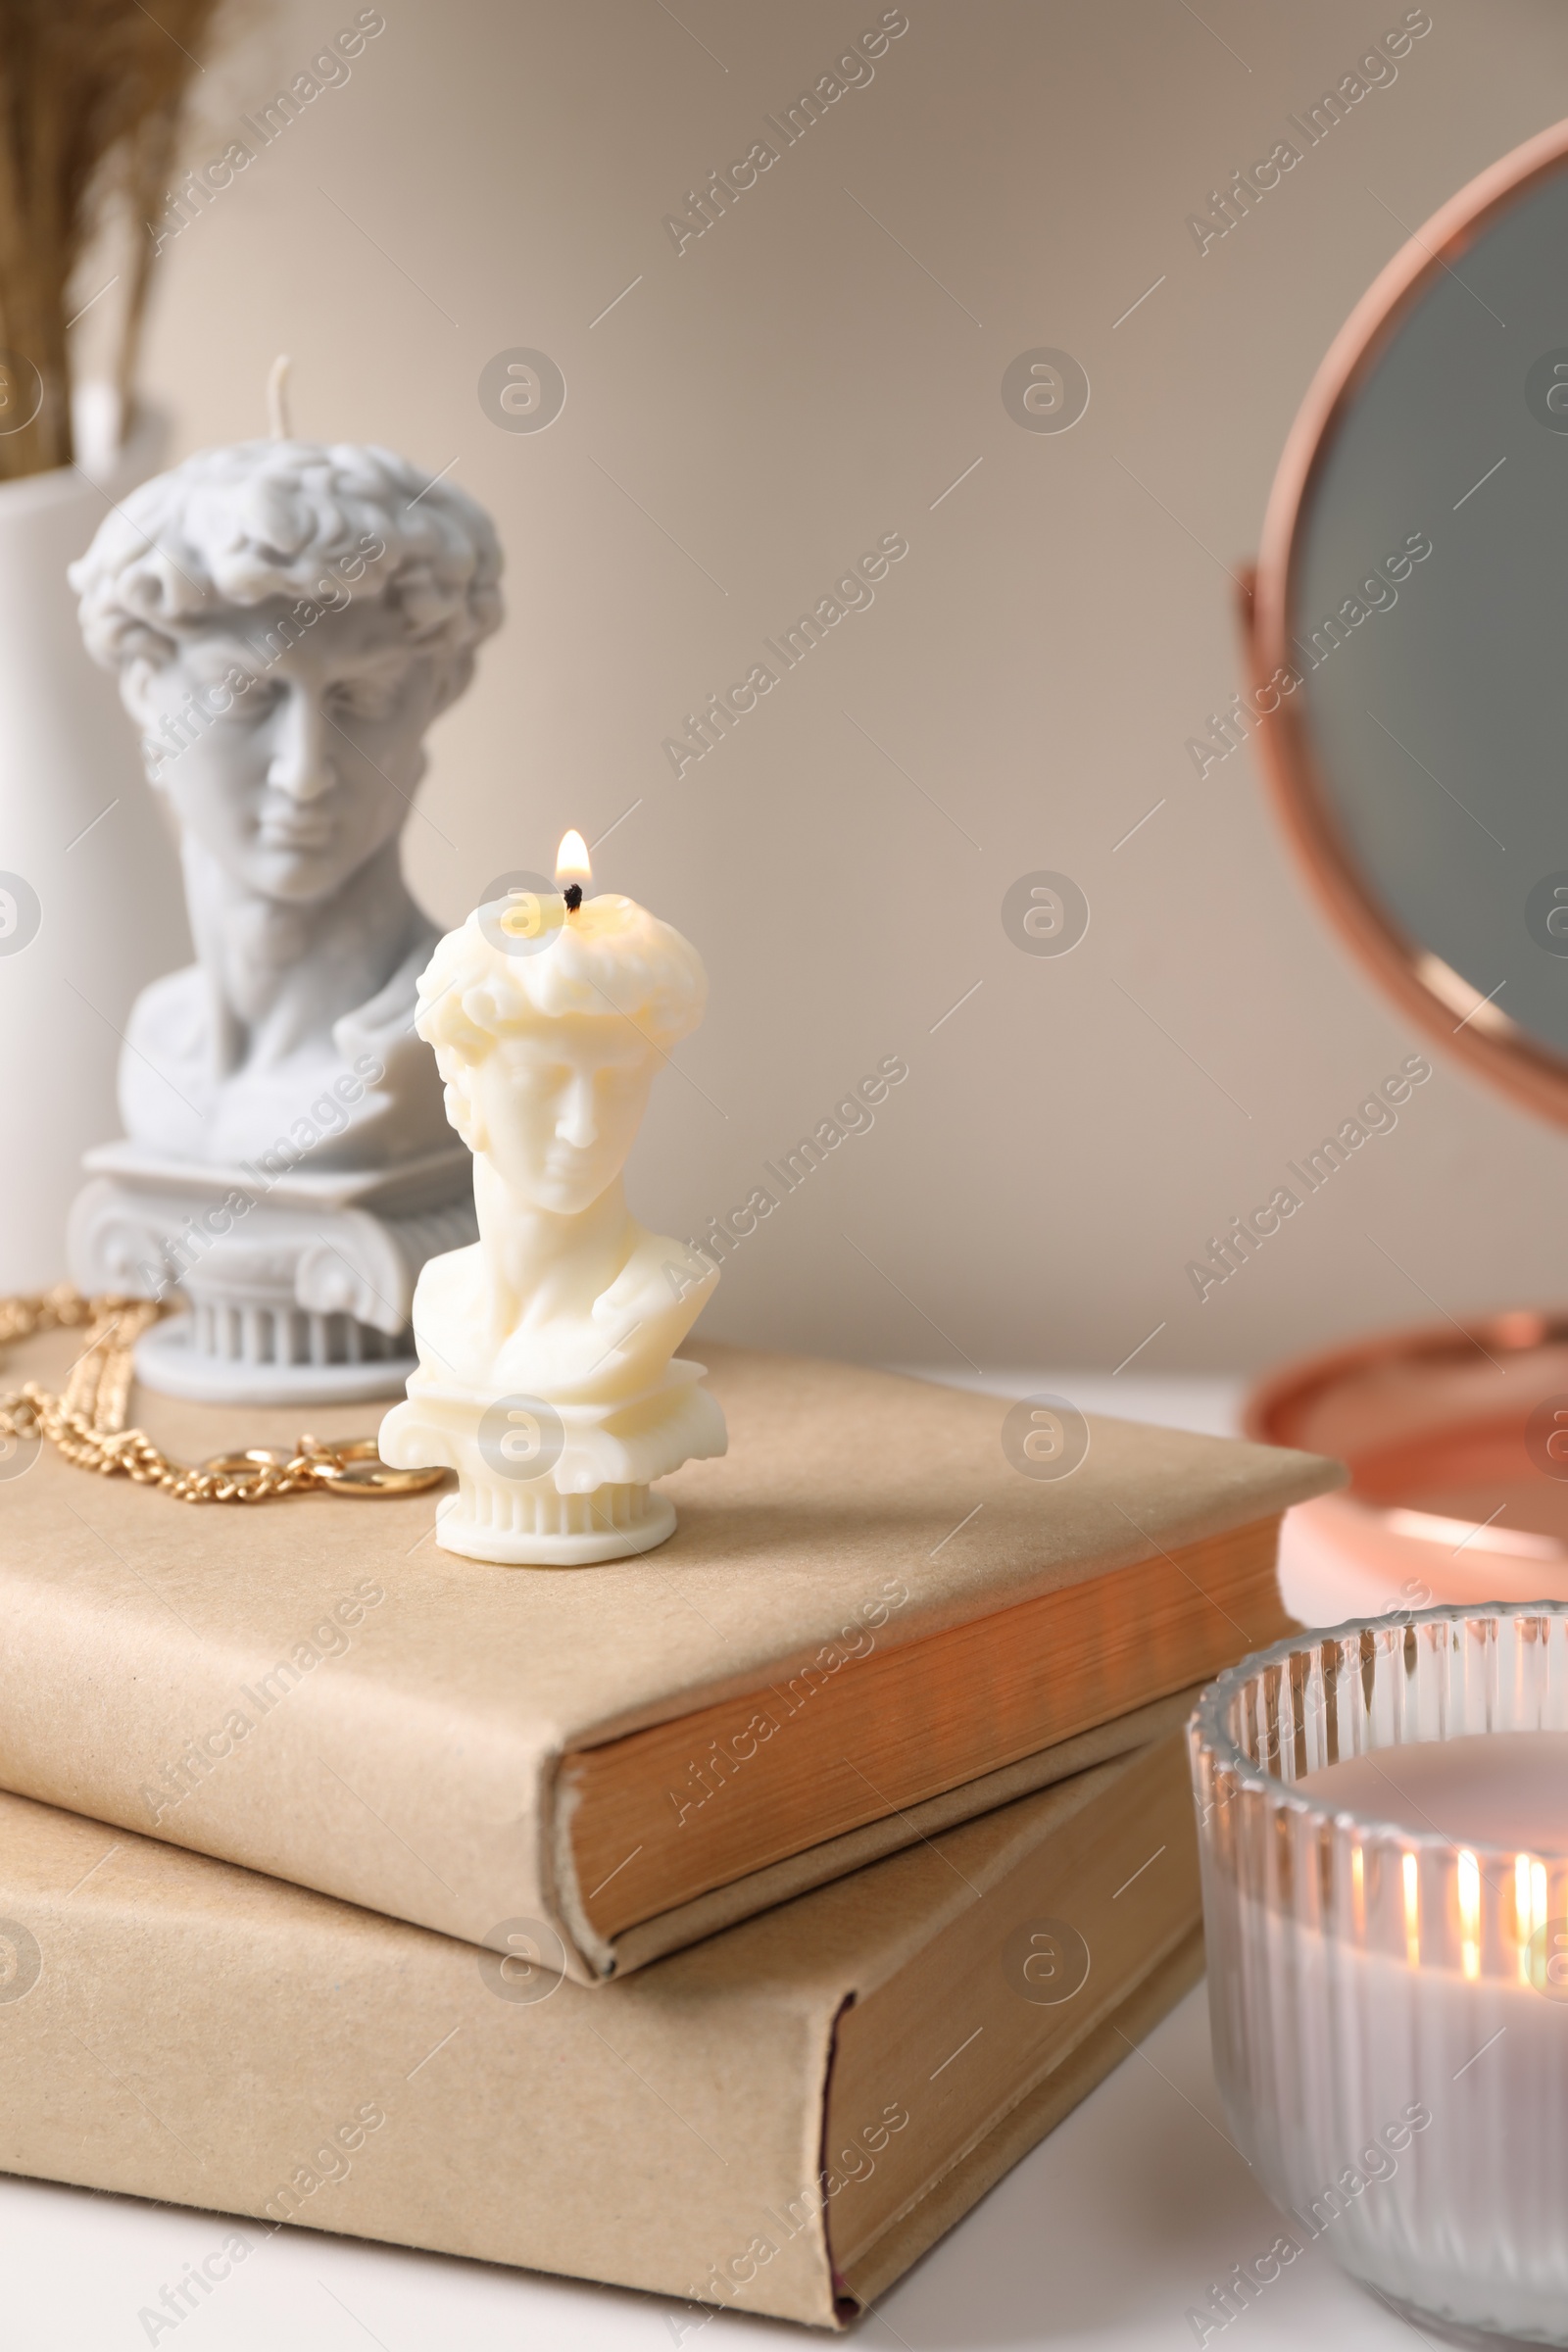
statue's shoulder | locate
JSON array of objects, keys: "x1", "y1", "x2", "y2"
[
  {"x1": 326, "y1": 914, "x2": 452, "y2": 1162},
  {"x1": 410, "y1": 1241, "x2": 488, "y2": 1377},
  {"x1": 342, "y1": 915, "x2": 442, "y2": 1036},
  {"x1": 598, "y1": 1224, "x2": 719, "y2": 1317},
  {"x1": 412, "y1": 1239, "x2": 484, "y2": 1317},
  {"x1": 332, "y1": 920, "x2": 444, "y2": 1076},
  {"x1": 126, "y1": 962, "x2": 210, "y2": 1054},
  {"x1": 119, "y1": 965, "x2": 214, "y2": 1152}
]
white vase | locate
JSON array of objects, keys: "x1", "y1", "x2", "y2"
[{"x1": 0, "y1": 404, "x2": 188, "y2": 1293}]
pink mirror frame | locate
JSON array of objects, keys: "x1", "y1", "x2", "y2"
[{"x1": 1244, "y1": 115, "x2": 1568, "y2": 1130}]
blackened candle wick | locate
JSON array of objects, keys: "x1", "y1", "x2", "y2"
[{"x1": 564, "y1": 884, "x2": 583, "y2": 911}]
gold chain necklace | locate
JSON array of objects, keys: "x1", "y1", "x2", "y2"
[{"x1": 0, "y1": 1285, "x2": 442, "y2": 1503}]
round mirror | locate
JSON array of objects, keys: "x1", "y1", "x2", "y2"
[{"x1": 1248, "y1": 118, "x2": 1568, "y2": 1128}]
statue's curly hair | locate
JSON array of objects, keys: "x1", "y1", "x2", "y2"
[{"x1": 71, "y1": 438, "x2": 503, "y2": 695}]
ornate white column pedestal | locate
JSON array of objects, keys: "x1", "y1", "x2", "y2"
[
  {"x1": 380, "y1": 1362, "x2": 725, "y2": 1566},
  {"x1": 69, "y1": 1142, "x2": 475, "y2": 1404}
]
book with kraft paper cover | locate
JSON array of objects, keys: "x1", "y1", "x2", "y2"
[
  {"x1": 0, "y1": 1338, "x2": 1340, "y2": 1982},
  {"x1": 0, "y1": 1728, "x2": 1203, "y2": 2328}
]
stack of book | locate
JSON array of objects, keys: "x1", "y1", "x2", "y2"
[{"x1": 0, "y1": 1341, "x2": 1338, "y2": 2327}]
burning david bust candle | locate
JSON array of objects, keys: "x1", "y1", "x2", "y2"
[{"x1": 378, "y1": 838, "x2": 727, "y2": 1566}]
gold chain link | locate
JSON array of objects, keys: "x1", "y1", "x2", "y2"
[{"x1": 0, "y1": 1285, "x2": 442, "y2": 1503}]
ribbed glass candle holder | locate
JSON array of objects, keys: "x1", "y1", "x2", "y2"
[{"x1": 1190, "y1": 1604, "x2": 1568, "y2": 2345}]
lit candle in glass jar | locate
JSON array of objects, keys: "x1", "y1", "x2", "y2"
[{"x1": 1192, "y1": 1609, "x2": 1568, "y2": 2347}]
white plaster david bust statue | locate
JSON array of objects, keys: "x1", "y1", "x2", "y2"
[
  {"x1": 70, "y1": 438, "x2": 503, "y2": 1168},
  {"x1": 65, "y1": 438, "x2": 504, "y2": 1402}
]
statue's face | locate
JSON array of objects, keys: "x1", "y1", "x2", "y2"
[
  {"x1": 129, "y1": 593, "x2": 445, "y2": 905},
  {"x1": 447, "y1": 1015, "x2": 660, "y2": 1215}
]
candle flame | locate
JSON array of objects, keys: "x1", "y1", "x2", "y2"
[
  {"x1": 555, "y1": 830, "x2": 592, "y2": 887},
  {"x1": 1518, "y1": 1854, "x2": 1550, "y2": 1984},
  {"x1": 1402, "y1": 1850, "x2": 1420, "y2": 1968},
  {"x1": 1457, "y1": 1848, "x2": 1481, "y2": 1982}
]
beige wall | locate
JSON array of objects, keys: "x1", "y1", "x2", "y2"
[{"x1": 136, "y1": 0, "x2": 1568, "y2": 1375}]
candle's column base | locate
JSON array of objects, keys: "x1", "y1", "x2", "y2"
[
  {"x1": 435, "y1": 1476, "x2": 676, "y2": 1568},
  {"x1": 380, "y1": 1364, "x2": 724, "y2": 1570}
]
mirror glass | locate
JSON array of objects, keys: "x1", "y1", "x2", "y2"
[{"x1": 1272, "y1": 147, "x2": 1568, "y2": 1094}]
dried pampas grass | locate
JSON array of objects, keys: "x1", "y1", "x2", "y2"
[{"x1": 0, "y1": 0, "x2": 226, "y2": 480}]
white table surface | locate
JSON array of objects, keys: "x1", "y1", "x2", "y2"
[{"x1": 2, "y1": 1371, "x2": 1430, "y2": 2349}]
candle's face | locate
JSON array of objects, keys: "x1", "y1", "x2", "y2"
[
  {"x1": 454, "y1": 1015, "x2": 659, "y2": 1214},
  {"x1": 126, "y1": 594, "x2": 444, "y2": 906}
]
